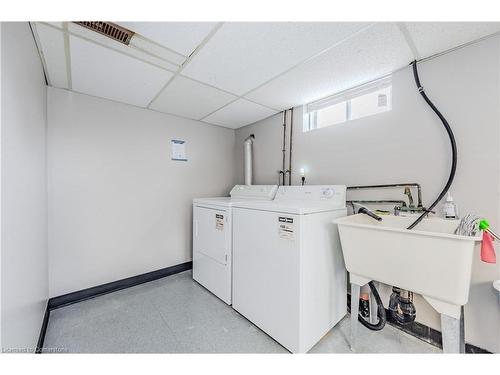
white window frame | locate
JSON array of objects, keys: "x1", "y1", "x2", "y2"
[{"x1": 303, "y1": 76, "x2": 392, "y2": 132}]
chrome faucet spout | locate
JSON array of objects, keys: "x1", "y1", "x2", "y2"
[{"x1": 404, "y1": 187, "x2": 414, "y2": 207}]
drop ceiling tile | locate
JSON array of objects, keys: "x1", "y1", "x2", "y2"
[
  {"x1": 129, "y1": 35, "x2": 185, "y2": 65},
  {"x1": 68, "y1": 23, "x2": 179, "y2": 72},
  {"x1": 182, "y1": 22, "x2": 371, "y2": 95},
  {"x1": 150, "y1": 76, "x2": 237, "y2": 120},
  {"x1": 117, "y1": 22, "x2": 218, "y2": 56},
  {"x1": 45, "y1": 22, "x2": 64, "y2": 29},
  {"x1": 70, "y1": 36, "x2": 173, "y2": 107},
  {"x1": 203, "y1": 99, "x2": 278, "y2": 129},
  {"x1": 246, "y1": 23, "x2": 413, "y2": 110},
  {"x1": 405, "y1": 22, "x2": 500, "y2": 58},
  {"x1": 35, "y1": 23, "x2": 68, "y2": 88}
]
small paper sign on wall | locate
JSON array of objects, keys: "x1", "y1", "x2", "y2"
[{"x1": 171, "y1": 139, "x2": 187, "y2": 161}]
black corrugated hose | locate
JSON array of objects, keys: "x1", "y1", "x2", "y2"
[
  {"x1": 407, "y1": 60, "x2": 458, "y2": 230},
  {"x1": 358, "y1": 281, "x2": 386, "y2": 331}
]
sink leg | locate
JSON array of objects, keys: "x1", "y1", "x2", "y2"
[
  {"x1": 369, "y1": 281, "x2": 378, "y2": 325},
  {"x1": 460, "y1": 306, "x2": 465, "y2": 353},
  {"x1": 441, "y1": 307, "x2": 465, "y2": 354},
  {"x1": 350, "y1": 283, "x2": 361, "y2": 351}
]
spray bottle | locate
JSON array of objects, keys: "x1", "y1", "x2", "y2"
[{"x1": 442, "y1": 192, "x2": 458, "y2": 219}]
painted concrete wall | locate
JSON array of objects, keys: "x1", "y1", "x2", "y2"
[
  {"x1": 1, "y1": 22, "x2": 48, "y2": 351},
  {"x1": 47, "y1": 88, "x2": 236, "y2": 297},
  {"x1": 235, "y1": 36, "x2": 500, "y2": 352}
]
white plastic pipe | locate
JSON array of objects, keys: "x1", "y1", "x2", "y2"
[{"x1": 244, "y1": 134, "x2": 255, "y2": 185}]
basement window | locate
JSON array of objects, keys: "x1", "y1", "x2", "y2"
[{"x1": 303, "y1": 77, "x2": 392, "y2": 132}]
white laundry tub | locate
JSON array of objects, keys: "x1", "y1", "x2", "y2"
[{"x1": 335, "y1": 214, "x2": 481, "y2": 318}]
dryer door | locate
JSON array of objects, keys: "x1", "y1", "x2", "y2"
[{"x1": 193, "y1": 205, "x2": 229, "y2": 265}]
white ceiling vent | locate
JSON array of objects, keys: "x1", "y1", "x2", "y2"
[{"x1": 74, "y1": 22, "x2": 134, "y2": 45}]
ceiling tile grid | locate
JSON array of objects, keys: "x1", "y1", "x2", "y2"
[
  {"x1": 33, "y1": 21, "x2": 500, "y2": 129},
  {"x1": 405, "y1": 22, "x2": 500, "y2": 58},
  {"x1": 66, "y1": 22, "x2": 180, "y2": 72},
  {"x1": 181, "y1": 22, "x2": 372, "y2": 95},
  {"x1": 128, "y1": 35, "x2": 186, "y2": 66},
  {"x1": 34, "y1": 23, "x2": 69, "y2": 89},
  {"x1": 245, "y1": 23, "x2": 414, "y2": 110},
  {"x1": 70, "y1": 36, "x2": 173, "y2": 108},
  {"x1": 117, "y1": 22, "x2": 219, "y2": 56},
  {"x1": 203, "y1": 99, "x2": 278, "y2": 129},
  {"x1": 149, "y1": 75, "x2": 237, "y2": 120}
]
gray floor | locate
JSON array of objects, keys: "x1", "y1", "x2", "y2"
[{"x1": 43, "y1": 271, "x2": 441, "y2": 353}]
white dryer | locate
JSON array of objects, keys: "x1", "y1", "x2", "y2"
[
  {"x1": 232, "y1": 185, "x2": 347, "y2": 353},
  {"x1": 192, "y1": 185, "x2": 278, "y2": 305}
]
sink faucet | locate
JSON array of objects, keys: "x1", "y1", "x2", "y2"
[
  {"x1": 347, "y1": 183, "x2": 426, "y2": 215},
  {"x1": 404, "y1": 186, "x2": 414, "y2": 207},
  {"x1": 352, "y1": 203, "x2": 383, "y2": 222}
]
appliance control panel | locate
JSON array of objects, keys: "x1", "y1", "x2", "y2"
[
  {"x1": 229, "y1": 185, "x2": 278, "y2": 200},
  {"x1": 275, "y1": 185, "x2": 346, "y2": 205}
]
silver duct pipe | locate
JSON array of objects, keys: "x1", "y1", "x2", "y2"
[
  {"x1": 288, "y1": 107, "x2": 294, "y2": 186},
  {"x1": 281, "y1": 111, "x2": 287, "y2": 186},
  {"x1": 244, "y1": 134, "x2": 255, "y2": 185}
]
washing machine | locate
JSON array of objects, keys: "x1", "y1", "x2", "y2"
[
  {"x1": 192, "y1": 185, "x2": 278, "y2": 304},
  {"x1": 232, "y1": 185, "x2": 347, "y2": 353}
]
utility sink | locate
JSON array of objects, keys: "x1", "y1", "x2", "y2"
[
  {"x1": 335, "y1": 214, "x2": 481, "y2": 318},
  {"x1": 335, "y1": 214, "x2": 482, "y2": 353}
]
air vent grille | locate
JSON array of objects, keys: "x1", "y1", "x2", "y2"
[{"x1": 74, "y1": 22, "x2": 134, "y2": 45}]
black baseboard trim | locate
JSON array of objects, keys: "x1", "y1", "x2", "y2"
[
  {"x1": 48, "y1": 261, "x2": 192, "y2": 310},
  {"x1": 35, "y1": 303, "x2": 50, "y2": 354},
  {"x1": 386, "y1": 312, "x2": 490, "y2": 354},
  {"x1": 347, "y1": 293, "x2": 491, "y2": 354},
  {"x1": 36, "y1": 261, "x2": 192, "y2": 353}
]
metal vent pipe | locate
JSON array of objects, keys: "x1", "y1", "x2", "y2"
[{"x1": 244, "y1": 134, "x2": 255, "y2": 185}]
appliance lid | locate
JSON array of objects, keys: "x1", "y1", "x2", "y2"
[
  {"x1": 229, "y1": 185, "x2": 278, "y2": 200},
  {"x1": 193, "y1": 197, "x2": 234, "y2": 207},
  {"x1": 232, "y1": 185, "x2": 346, "y2": 214},
  {"x1": 193, "y1": 196, "x2": 267, "y2": 208}
]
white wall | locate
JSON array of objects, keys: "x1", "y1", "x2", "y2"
[
  {"x1": 234, "y1": 112, "x2": 286, "y2": 185},
  {"x1": 0, "y1": 19, "x2": 3, "y2": 352},
  {"x1": 235, "y1": 36, "x2": 500, "y2": 353},
  {"x1": 1, "y1": 22, "x2": 48, "y2": 351},
  {"x1": 47, "y1": 88, "x2": 236, "y2": 297}
]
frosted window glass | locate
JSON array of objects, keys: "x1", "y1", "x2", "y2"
[
  {"x1": 350, "y1": 86, "x2": 392, "y2": 121},
  {"x1": 316, "y1": 101, "x2": 347, "y2": 128},
  {"x1": 304, "y1": 81, "x2": 392, "y2": 132}
]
